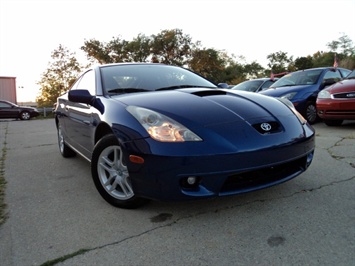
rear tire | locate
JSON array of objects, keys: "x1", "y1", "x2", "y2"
[
  {"x1": 91, "y1": 134, "x2": 149, "y2": 209},
  {"x1": 57, "y1": 121, "x2": 76, "y2": 157}
]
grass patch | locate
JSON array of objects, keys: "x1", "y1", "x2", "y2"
[
  {"x1": 39, "y1": 248, "x2": 90, "y2": 266},
  {"x1": 37, "y1": 113, "x2": 56, "y2": 119},
  {"x1": 0, "y1": 123, "x2": 8, "y2": 225}
]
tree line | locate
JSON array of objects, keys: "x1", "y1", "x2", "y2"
[{"x1": 36, "y1": 28, "x2": 355, "y2": 107}]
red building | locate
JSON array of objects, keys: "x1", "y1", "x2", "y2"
[{"x1": 0, "y1": 76, "x2": 17, "y2": 103}]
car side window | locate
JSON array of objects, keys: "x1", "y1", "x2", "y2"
[
  {"x1": 0, "y1": 102, "x2": 10, "y2": 108},
  {"x1": 74, "y1": 70, "x2": 96, "y2": 95},
  {"x1": 339, "y1": 68, "x2": 351, "y2": 78},
  {"x1": 261, "y1": 81, "x2": 273, "y2": 89},
  {"x1": 323, "y1": 70, "x2": 342, "y2": 84}
]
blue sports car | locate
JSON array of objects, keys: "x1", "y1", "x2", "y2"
[
  {"x1": 260, "y1": 67, "x2": 351, "y2": 124},
  {"x1": 55, "y1": 63, "x2": 315, "y2": 208}
]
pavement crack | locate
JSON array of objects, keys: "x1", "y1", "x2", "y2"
[
  {"x1": 324, "y1": 136, "x2": 355, "y2": 168},
  {"x1": 39, "y1": 174, "x2": 355, "y2": 266},
  {"x1": 293, "y1": 175, "x2": 355, "y2": 193}
]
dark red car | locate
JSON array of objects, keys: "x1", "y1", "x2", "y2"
[{"x1": 316, "y1": 70, "x2": 355, "y2": 126}]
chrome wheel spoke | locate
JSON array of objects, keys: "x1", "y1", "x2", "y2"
[
  {"x1": 118, "y1": 171, "x2": 133, "y2": 196},
  {"x1": 97, "y1": 145, "x2": 134, "y2": 200}
]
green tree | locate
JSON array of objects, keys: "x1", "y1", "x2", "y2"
[
  {"x1": 81, "y1": 39, "x2": 112, "y2": 64},
  {"x1": 52, "y1": 29, "x2": 355, "y2": 93},
  {"x1": 124, "y1": 33, "x2": 152, "y2": 62},
  {"x1": 223, "y1": 61, "x2": 246, "y2": 85},
  {"x1": 294, "y1": 56, "x2": 314, "y2": 70},
  {"x1": 340, "y1": 56, "x2": 355, "y2": 69},
  {"x1": 36, "y1": 45, "x2": 82, "y2": 107},
  {"x1": 81, "y1": 37, "x2": 130, "y2": 63},
  {"x1": 106, "y1": 37, "x2": 129, "y2": 62},
  {"x1": 267, "y1": 51, "x2": 293, "y2": 74},
  {"x1": 243, "y1": 61, "x2": 264, "y2": 78},
  {"x1": 312, "y1": 51, "x2": 337, "y2": 67},
  {"x1": 327, "y1": 33, "x2": 355, "y2": 56},
  {"x1": 189, "y1": 48, "x2": 230, "y2": 83},
  {"x1": 324, "y1": 33, "x2": 355, "y2": 68},
  {"x1": 150, "y1": 29, "x2": 195, "y2": 66}
]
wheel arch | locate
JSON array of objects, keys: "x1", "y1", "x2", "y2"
[{"x1": 94, "y1": 122, "x2": 114, "y2": 145}]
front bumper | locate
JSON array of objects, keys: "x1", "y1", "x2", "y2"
[
  {"x1": 125, "y1": 135, "x2": 315, "y2": 201},
  {"x1": 317, "y1": 99, "x2": 355, "y2": 120}
]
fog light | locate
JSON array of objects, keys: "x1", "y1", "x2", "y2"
[
  {"x1": 187, "y1": 176, "x2": 197, "y2": 185},
  {"x1": 180, "y1": 176, "x2": 200, "y2": 189},
  {"x1": 306, "y1": 152, "x2": 314, "y2": 168}
]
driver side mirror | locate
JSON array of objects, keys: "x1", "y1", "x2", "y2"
[
  {"x1": 68, "y1": 89, "x2": 95, "y2": 105},
  {"x1": 217, "y1": 83, "x2": 229, "y2": 89},
  {"x1": 322, "y1": 78, "x2": 336, "y2": 88},
  {"x1": 68, "y1": 89, "x2": 105, "y2": 114}
]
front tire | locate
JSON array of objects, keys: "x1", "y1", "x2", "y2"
[
  {"x1": 20, "y1": 111, "x2": 31, "y2": 120},
  {"x1": 304, "y1": 101, "x2": 318, "y2": 124},
  {"x1": 91, "y1": 134, "x2": 148, "y2": 209}
]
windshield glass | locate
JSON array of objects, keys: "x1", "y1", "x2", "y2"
[
  {"x1": 345, "y1": 70, "x2": 355, "y2": 79},
  {"x1": 100, "y1": 64, "x2": 216, "y2": 94},
  {"x1": 231, "y1": 80, "x2": 263, "y2": 91},
  {"x1": 270, "y1": 69, "x2": 322, "y2": 88}
]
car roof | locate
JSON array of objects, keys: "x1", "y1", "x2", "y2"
[
  {"x1": 247, "y1": 78, "x2": 274, "y2": 81},
  {"x1": 293, "y1": 66, "x2": 347, "y2": 73},
  {"x1": 97, "y1": 62, "x2": 166, "y2": 68},
  {"x1": 239, "y1": 77, "x2": 279, "y2": 82}
]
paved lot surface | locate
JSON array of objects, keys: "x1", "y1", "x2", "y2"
[{"x1": 0, "y1": 118, "x2": 354, "y2": 266}]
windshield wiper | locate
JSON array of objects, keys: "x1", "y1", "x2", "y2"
[
  {"x1": 271, "y1": 84, "x2": 297, "y2": 88},
  {"x1": 156, "y1": 85, "x2": 215, "y2": 91},
  {"x1": 107, "y1": 88, "x2": 149, "y2": 93}
]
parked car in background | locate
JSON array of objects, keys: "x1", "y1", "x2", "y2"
[
  {"x1": 316, "y1": 69, "x2": 355, "y2": 126},
  {"x1": 54, "y1": 63, "x2": 315, "y2": 209},
  {"x1": 231, "y1": 78, "x2": 278, "y2": 92},
  {"x1": 0, "y1": 100, "x2": 39, "y2": 120},
  {"x1": 260, "y1": 67, "x2": 351, "y2": 124}
]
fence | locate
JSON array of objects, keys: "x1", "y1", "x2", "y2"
[{"x1": 37, "y1": 107, "x2": 55, "y2": 117}]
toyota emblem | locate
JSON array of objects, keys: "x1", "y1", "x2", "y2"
[{"x1": 260, "y1": 122, "x2": 272, "y2": 131}]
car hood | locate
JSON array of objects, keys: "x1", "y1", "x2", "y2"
[
  {"x1": 19, "y1": 105, "x2": 36, "y2": 110},
  {"x1": 324, "y1": 79, "x2": 355, "y2": 93},
  {"x1": 261, "y1": 84, "x2": 315, "y2": 96},
  {"x1": 111, "y1": 88, "x2": 309, "y2": 153},
  {"x1": 114, "y1": 88, "x2": 293, "y2": 127}
]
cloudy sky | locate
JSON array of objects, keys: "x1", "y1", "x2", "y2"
[{"x1": 1, "y1": 0, "x2": 354, "y2": 102}]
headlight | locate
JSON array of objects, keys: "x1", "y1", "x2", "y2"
[
  {"x1": 127, "y1": 106, "x2": 202, "y2": 142},
  {"x1": 281, "y1": 92, "x2": 297, "y2": 100},
  {"x1": 317, "y1": 90, "x2": 331, "y2": 99},
  {"x1": 278, "y1": 98, "x2": 307, "y2": 125}
]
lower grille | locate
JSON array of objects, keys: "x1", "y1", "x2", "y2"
[
  {"x1": 333, "y1": 92, "x2": 355, "y2": 99},
  {"x1": 221, "y1": 155, "x2": 308, "y2": 193}
]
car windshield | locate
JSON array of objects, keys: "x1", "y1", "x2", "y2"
[
  {"x1": 231, "y1": 80, "x2": 264, "y2": 91},
  {"x1": 100, "y1": 64, "x2": 217, "y2": 94},
  {"x1": 345, "y1": 70, "x2": 355, "y2": 79},
  {"x1": 270, "y1": 69, "x2": 322, "y2": 88}
]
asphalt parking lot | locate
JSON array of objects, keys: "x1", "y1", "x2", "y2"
[{"x1": 0, "y1": 118, "x2": 354, "y2": 266}]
